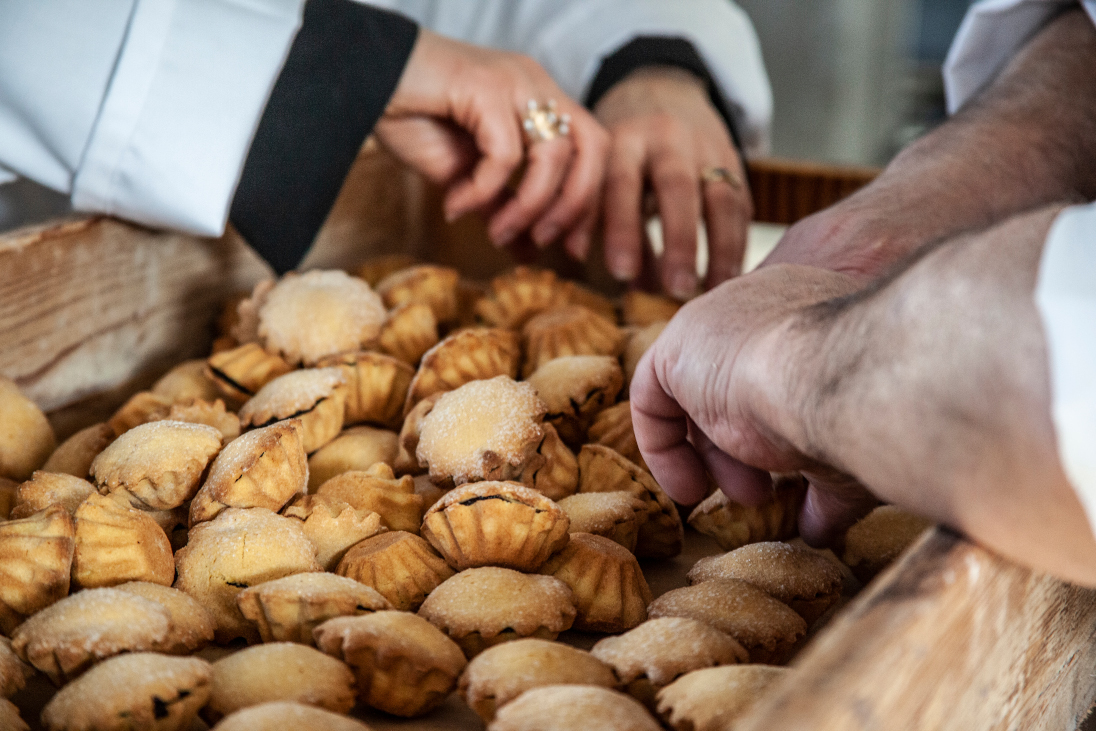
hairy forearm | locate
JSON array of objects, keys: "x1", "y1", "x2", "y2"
[{"x1": 789, "y1": 204, "x2": 1096, "y2": 583}]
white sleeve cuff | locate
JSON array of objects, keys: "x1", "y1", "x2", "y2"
[
  {"x1": 71, "y1": 0, "x2": 304, "y2": 237},
  {"x1": 1035, "y1": 202, "x2": 1096, "y2": 536}
]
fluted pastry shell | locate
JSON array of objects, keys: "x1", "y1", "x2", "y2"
[
  {"x1": 405, "y1": 328, "x2": 521, "y2": 412},
  {"x1": 421, "y1": 482, "x2": 569, "y2": 571},
  {"x1": 216, "y1": 290, "x2": 252, "y2": 340},
  {"x1": 413, "y1": 474, "x2": 448, "y2": 511},
  {"x1": 376, "y1": 264, "x2": 461, "y2": 324},
  {"x1": 335, "y1": 531, "x2": 455, "y2": 611},
  {"x1": 91, "y1": 420, "x2": 223, "y2": 511},
  {"x1": 258, "y1": 270, "x2": 387, "y2": 366},
  {"x1": 41, "y1": 423, "x2": 115, "y2": 479},
  {"x1": 237, "y1": 572, "x2": 392, "y2": 645},
  {"x1": 587, "y1": 401, "x2": 647, "y2": 470},
  {"x1": 357, "y1": 254, "x2": 420, "y2": 287},
  {"x1": 647, "y1": 579, "x2": 807, "y2": 665},
  {"x1": 152, "y1": 358, "x2": 223, "y2": 404},
  {"x1": 460, "y1": 639, "x2": 619, "y2": 723},
  {"x1": 688, "y1": 542, "x2": 844, "y2": 625},
  {"x1": 10, "y1": 588, "x2": 172, "y2": 685},
  {"x1": 526, "y1": 355, "x2": 624, "y2": 444},
  {"x1": 842, "y1": 505, "x2": 933, "y2": 583},
  {"x1": 10, "y1": 471, "x2": 96, "y2": 519},
  {"x1": 557, "y1": 492, "x2": 647, "y2": 552},
  {"x1": 161, "y1": 398, "x2": 241, "y2": 441},
  {"x1": 687, "y1": 476, "x2": 806, "y2": 551},
  {"x1": 578, "y1": 445, "x2": 683, "y2": 559},
  {"x1": 419, "y1": 567, "x2": 576, "y2": 657},
  {"x1": 315, "y1": 351, "x2": 412, "y2": 428},
  {"x1": 314, "y1": 611, "x2": 467, "y2": 717},
  {"x1": 189, "y1": 420, "x2": 307, "y2": 526},
  {"x1": 206, "y1": 342, "x2": 294, "y2": 403},
  {"x1": 41, "y1": 653, "x2": 212, "y2": 731},
  {"x1": 591, "y1": 617, "x2": 749, "y2": 710},
  {"x1": 622, "y1": 290, "x2": 681, "y2": 327},
  {"x1": 622, "y1": 322, "x2": 667, "y2": 393},
  {"x1": 395, "y1": 393, "x2": 441, "y2": 476},
  {"x1": 378, "y1": 302, "x2": 439, "y2": 365},
  {"x1": 108, "y1": 391, "x2": 174, "y2": 436},
  {"x1": 114, "y1": 581, "x2": 215, "y2": 655},
  {"x1": 415, "y1": 377, "x2": 546, "y2": 486},
  {"x1": 558, "y1": 281, "x2": 618, "y2": 321},
  {"x1": 229, "y1": 279, "x2": 273, "y2": 346},
  {"x1": 315, "y1": 463, "x2": 423, "y2": 534},
  {"x1": 0, "y1": 638, "x2": 31, "y2": 699},
  {"x1": 0, "y1": 506, "x2": 75, "y2": 635},
  {"x1": 656, "y1": 664, "x2": 787, "y2": 731},
  {"x1": 490, "y1": 685, "x2": 661, "y2": 731},
  {"x1": 281, "y1": 494, "x2": 388, "y2": 569},
  {"x1": 521, "y1": 305, "x2": 626, "y2": 378},
  {"x1": 474, "y1": 267, "x2": 570, "y2": 329},
  {"x1": 0, "y1": 698, "x2": 26, "y2": 731},
  {"x1": 0, "y1": 376, "x2": 55, "y2": 482},
  {"x1": 307, "y1": 425, "x2": 399, "y2": 491},
  {"x1": 215, "y1": 702, "x2": 372, "y2": 731},
  {"x1": 0, "y1": 480, "x2": 13, "y2": 521},
  {"x1": 72, "y1": 493, "x2": 174, "y2": 589},
  {"x1": 518, "y1": 423, "x2": 578, "y2": 501},
  {"x1": 539, "y1": 533, "x2": 651, "y2": 633},
  {"x1": 174, "y1": 508, "x2": 321, "y2": 644},
  {"x1": 238, "y1": 368, "x2": 347, "y2": 454}
]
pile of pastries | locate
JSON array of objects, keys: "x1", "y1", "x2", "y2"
[{"x1": 0, "y1": 261, "x2": 932, "y2": 731}]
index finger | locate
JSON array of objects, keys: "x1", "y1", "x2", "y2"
[{"x1": 443, "y1": 92, "x2": 524, "y2": 221}]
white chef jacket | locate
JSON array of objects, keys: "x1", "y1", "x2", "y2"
[
  {"x1": 946, "y1": 0, "x2": 1096, "y2": 532},
  {"x1": 0, "y1": 0, "x2": 771, "y2": 238}
]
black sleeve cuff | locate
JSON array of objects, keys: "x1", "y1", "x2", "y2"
[
  {"x1": 584, "y1": 36, "x2": 743, "y2": 153},
  {"x1": 230, "y1": 0, "x2": 418, "y2": 274}
]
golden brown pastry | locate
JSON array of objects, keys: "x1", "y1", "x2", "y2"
[
  {"x1": 557, "y1": 492, "x2": 647, "y2": 552},
  {"x1": 376, "y1": 302, "x2": 439, "y2": 366},
  {"x1": 114, "y1": 581, "x2": 215, "y2": 655},
  {"x1": 315, "y1": 463, "x2": 423, "y2": 533},
  {"x1": 335, "y1": 531, "x2": 454, "y2": 611},
  {"x1": 412, "y1": 474, "x2": 447, "y2": 511},
  {"x1": 376, "y1": 264, "x2": 461, "y2": 324},
  {"x1": 72, "y1": 493, "x2": 174, "y2": 588},
  {"x1": 189, "y1": 420, "x2": 308, "y2": 526},
  {"x1": 238, "y1": 368, "x2": 346, "y2": 454},
  {"x1": 842, "y1": 505, "x2": 933, "y2": 582},
  {"x1": 0, "y1": 505, "x2": 75, "y2": 634},
  {"x1": 688, "y1": 542, "x2": 845, "y2": 625},
  {"x1": 587, "y1": 401, "x2": 647, "y2": 470},
  {"x1": 539, "y1": 533, "x2": 651, "y2": 633},
  {"x1": 212, "y1": 701, "x2": 371, "y2": 731},
  {"x1": 160, "y1": 398, "x2": 241, "y2": 441},
  {"x1": 415, "y1": 377, "x2": 547, "y2": 486},
  {"x1": 518, "y1": 422, "x2": 578, "y2": 501},
  {"x1": 559, "y1": 281, "x2": 618, "y2": 321},
  {"x1": 315, "y1": 351, "x2": 413, "y2": 428},
  {"x1": 206, "y1": 342, "x2": 294, "y2": 403},
  {"x1": 10, "y1": 587, "x2": 172, "y2": 684},
  {"x1": 237, "y1": 572, "x2": 392, "y2": 645},
  {"x1": 205, "y1": 643, "x2": 356, "y2": 723},
  {"x1": 621, "y1": 321, "x2": 667, "y2": 392},
  {"x1": 0, "y1": 479, "x2": 13, "y2": 521},
  {"x1": 622, "y1": 290, "x2": 681, "y2": 327},
  {"x1": 577, "y1": 445, "x2": 683, "y2": 559},
  {"x1": 152, "y1": 358, "x2": 223, "y2": 403},
  {"x1": 0, "y1": 376, "x2": 56, "y2": 482},
  {"x1": 591, "y1": 618, "x2": 749, "y2": 709},
  {"x1": 687, "y1": 476, "x2": 807, "y2": 551},
  {"x1": 474, "y1": 267, "x2": 570, "y2": 329},
  {"x1": 0, "y1": 699, "x2": 27, "y2": 731},
  {"x1": 91, "y1": 420, "x2": 223, "y2": 511},
  {"x1": 41, "y1": 423, "x2": 115, "y2": 478},
  {"x1": 418, "y1": 567, "x2": 576, "y2": 657},
  {"x1": 314, "y1": 611, "x2": 467, "y2": 717},
  {"x1": 257, "y1": 269, "x2": 387, "y2": 366},
  {"x1": 647, "y1": 579, "x2": 807, "y2": 664},
  {"x1": 521, "y1": 305, "x2": 626, "y2": 378},
  {"x1": 228, "y1": 279, "x2": 273, "y2": 346},
  {"x1": 107, "y1": 391, "x2": 174, "y2": 436},
  {"x1": 41, "y1": 652, "x2": 212, "y2": 731},
  {"x1": 281, "y1": 494, "x2": 387, "y2": 569},
  {"x1": 174, "y1": 507, "x2": 321, "y2": 643},
  {"x1": 307, "y1": 425, "x2": 399, "y2": 491},
  {"x1": 393, "y1": 392, "x2": 439, "y2": 475},
  {"x1": 421, "y1": 482, "x2": 570, "y2": 571},
  {"x1": 404, "y1": 327, "x2": 521, "y2": 412},
  {"x1": 10, "y1": 471, "x2": 95, "y2": 519},
  {"x1": 0, "y1": 637, "x2": 32, "y2": 699},
  {"x1": 460, "y1": 639, "x2": 619, "y2": 723},
  {"x1": 488, "y1": 685, "x2": 661, "y2": 731},
  {"x1": 656, "y1": 664, "x2": 787, "y2": 731},
  {"x1": 356, "y1": 253, "x2": 420, "y2": 287},
  {"x1": 526, "y1": 355, "x2": 624, "y2": 445}
]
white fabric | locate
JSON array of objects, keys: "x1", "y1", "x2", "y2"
[
  {"x1": 944, "y1": 0, "x2": 1096, "y2": 113},
  {"x1": 364, "y1": 0, "x2": 773, "y2": 157},
  {"x1": 1036, "y1": 204, "x2": 1096, "y2": 534}
]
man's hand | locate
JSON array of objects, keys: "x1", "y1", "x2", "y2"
[
  {"x1": 594, "y1": 67, "x2": 750, "y2": 299},
  {"x1": 376, "y1": 30, "x2": 610, "y2": 259}
]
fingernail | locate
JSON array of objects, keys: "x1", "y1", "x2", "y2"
[
  {"x1": 670, "y1": 271, "x2": 697, "y2": 299},
  {"x1": 533, "y1": 224, "x2": 560, "y2": 247},
  {"x1": 568, "y1": 232, "x2": 590, "y2": 261},
  {"x1": 494, "y1": 228, "x2": 517, "y2": 247}
]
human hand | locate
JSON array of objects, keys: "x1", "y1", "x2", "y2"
[
  {"x1": 593, "y1": 67, "x2": 750, "y2": 299},
  {"x1": 376, "y1": 30, "x2": 609, "y2": 258}
]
